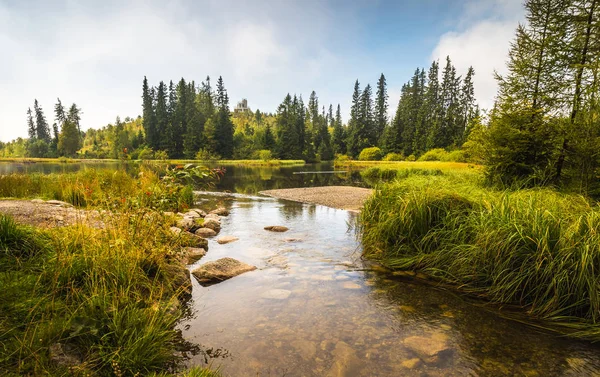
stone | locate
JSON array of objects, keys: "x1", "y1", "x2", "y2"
[
  {"x1": 261, "y1": 289, "x2": 292, "y2": 300},
  {"x1": 54, "y1": 215, "x2": 64, "y2": 221},
  {"x1": 284, "y1": 238, "x2": 302, "y2": 242},
  {"x1": 210, "y1": 207, "x2": 229, "y2": 216},
  {"x1": 49, "y1": 343, "x2": 82, "y2": 367},
  {"x1": 204, "y1": 213, "x2": 221, "y2": 222},
  {"x1": 342, "y1": 282, "x2": 362, "y2": 290},
  {"x1": 183, "y1": 211, "x2": 201, "y2": 218},
  {"x1": 217, "y1": 235, "x2": 239, "y2": 244},
  {"x1": 401, "y1": 358, "x2": 422, "y2": 369},
  {"x1": 403, "y1": 333, "x2": 450, "y2": 359},
  {"x1": 264, "y1": 225, "x2": 289, "y2": 232},
  {"x1": 176, "y1": 217, "x2": 196, "y2": 231},
  {"x1": 291, "y1": 339, "x2": 316, "y2": 361},
  {"x1": 190, "y1": 208, "x2": 207, "y2": 217},
  {"x1": 170, "y1": 226, "x2": 182, "y2": 235},
  {"x1": 195, "y1": 227, "x2": 217, "y2": 238},
  {"x1": 325, "y1": 341, "x2": 362, "y2": 377},
  {"x1": 192, "y1": 257, "x2": 256, "y2": 286},
  {"x1": 183, "y1": 247, "x2": 206, "y2": 264},
  {"x1": 46, "y1": 200, "x2": 73, "y2": 207},
  {"x1": 186, "y1": 234, "x2": 209, "y2": 250},
  {"x1": 31, "y1": 198, "x2": 44, "y2": 204},
  {"x1": 202, "y1": 218, "x2": 221, "y2": 232},
  {"x1": 164, "y1": 262, "x2": 192, "y2": 298}
]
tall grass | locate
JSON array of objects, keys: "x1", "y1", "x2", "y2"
[
  {"x1": 0, "y1": 211, "x2": 219, "y2": 376},
  {"x1": 360, "y1": 174, "x2": 600, "y2": 340}
]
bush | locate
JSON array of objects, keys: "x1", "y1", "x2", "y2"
[
  {"x1": 138, "y1": 146, "x2": 154, "y2": 160},
  {"x1": 418, "y1": 148, "x2": 448, "y2": 161},
  {"x1": 258, "y1": 149, "x2": 273, "y2": 161},
  {"x1": 358, "y1": 147, "x2": 383, "y2": 161},
  {"x1": 382, "y1": 152, "x2": 404, "y2": 161},
  {"x1": 407, "y1": 154, "x2": 416, "y2": 161},
  {"x1": 154, "y1": 150, "x2": 169, "y2": 160},
  {"x1": 442, "y1": 150, "x2": 467, "y2": 163},
  {"x1": 195, "y1": 149, "x2": 220, "y2": 161}
]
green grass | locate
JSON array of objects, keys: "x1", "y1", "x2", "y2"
[
  {"x1": 359, "y1": 172, "x2": 600, "y2": 341},
  {"x1": 0, "y1": 212, "x2": 221, "y2": 376}
]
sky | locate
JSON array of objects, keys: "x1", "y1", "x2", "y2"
[{"x1": 0, "y1": 0, "x2": 525, "y2": 142}]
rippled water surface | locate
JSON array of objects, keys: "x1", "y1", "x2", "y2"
[{"x1": 181, "y1": 193, "x2": 600, "y2": 377}]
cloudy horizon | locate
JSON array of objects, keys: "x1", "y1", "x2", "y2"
[{"x1": 0, "y1": 0, "x2": 524, "y2": 142}]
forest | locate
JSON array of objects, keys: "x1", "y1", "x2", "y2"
[{"x1": 1, "y1": 57, "x2": 478, "y2": 163}]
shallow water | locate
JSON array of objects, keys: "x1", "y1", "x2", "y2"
[{"x1": 181, "y1": 193, "x2": 600, "y2": 377}]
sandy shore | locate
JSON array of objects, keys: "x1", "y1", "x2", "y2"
[{"x1": 260, "y1": 186, "x2": 373, "y2": 212}]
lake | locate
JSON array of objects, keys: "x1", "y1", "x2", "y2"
[{"x1": 2, "y1": 160, "x2": 600, "y2": 376}]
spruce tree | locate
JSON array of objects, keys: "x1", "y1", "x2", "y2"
[
  {"x1": 347, "y1": 80, "x2": 362, "y2": 156},
  {"x1": 214, "y1": 76, "x2": 234, "y2": 158},
  {"x1": 375, "y1": 73, "x2": 388, "y2": 143},
  {"x1": 54, "y1": 98, "x2": 67, "y2": 129},
  {"x1": 155, "y1": 81, "x2": 168, "y2": 151},
  {"x1": 27, "y1": 108, "x2": 36, "y2": 139},
  {"x1": 360, "y1": 83, "x2": 375, "y2": 148},
  {"x1": 424, "y1": 60, "x2": 441, "y2": 150},
  {"x1": 275, "y1": 94, "x2": 300, "y2": 159},
  {"x1": 142, "y1": 76, "x2": 157, "y2": 149},
  {"x1": 332, "y1": 104, "x2": 346, "y2": 154},
  {"x1": 58, "y1": 119, "x2": 80, "y2": 157},
  {"x1": 33, "y1": 99, "x2": 51, "y2": 142}
]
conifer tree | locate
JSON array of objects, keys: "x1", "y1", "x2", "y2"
[
  {"x1": 214, "y1": 76, "x2": 234, "y2": 158},
  {"x1": 375, "y1": 73, "x2": 388, "y2": 143},
  {"x1": 155, "y1": 81, "x2": 168, "y2": 151},
  {"x1": 58, "y1": 119, "x2": 80, "y2": 157},
  {"x1": 347, "y1": 80, "x2": 362, "y2": 156},
  {"x1": 332, "y1": 104, "x2": 346, "y2": 154},
  {"x1": 27, "y1": 108, "x2": 36, "y2": 139},
  {"x1": 142, "y1": 76, "x2": 157, "y2": 149},
  {"x1": 33, "y1": 99, "x2": 51, "y2": 142},
  {"x1": 54, "y1": 98, "x2": 66, "y2": 129},
  {"x1": 275, "y1": 94, "x2": 300, "y2": 159}
]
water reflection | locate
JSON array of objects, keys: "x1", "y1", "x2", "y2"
[{"x1": 180, "y1": 193, "x2": 600, "y2": 377}]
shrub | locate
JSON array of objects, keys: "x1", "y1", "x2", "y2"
[
  {"x1": 358, "y1": 147, "x2": 383, "y2": 161},
  {"x1": 258, "y1": 149, "x2": 273, "y2": 161},
  {"x1": 407, "y1": 154, "x2": 416, "y2": 161},
  {"x1": 418, "y1": 148, "x2": 448, "y2": 161},
  {"x1": 382, "y1": 152, "x2": 404, "y2": 161},
  {"x1": 195, "y1": 149, "x2": 220, "y2": 161},
  {"x1": 154, "y1": 150, "x2": 169, "y2": 160},
  {"x1": 138, "y1": 146, "x2": 154, "y2": 160},
  {"x1": 442, "y1": 150, "x2": 467, "y2": 163}
]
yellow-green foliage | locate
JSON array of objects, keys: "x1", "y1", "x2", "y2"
[
  {"x1": 0, "y1": 166, "x2": 195, "y2": 212},
  {"x1": 360, "y1": 174, "x2": 600, "y2": 340},
  {"x1": 382, "y1": 152, "x2": 404, "y2": 161},
  {"x1": 358, "y1": 147, "x2": 383, "y2": 161},
  {"x1": 0, "y1": 212, "x2": 221, "y2": 376},
  {"x1": 417, "y1": 148, "x2": 448, "y2": 161}
]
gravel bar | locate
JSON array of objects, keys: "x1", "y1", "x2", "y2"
[{"x1": 259, "y1": 186, "x2": 373, "y2": 212}]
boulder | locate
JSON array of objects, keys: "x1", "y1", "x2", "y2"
[
  {"x1": 210, "y1": 207, "x2": 229, "y2": 216},
  {"x1": 403, "y1": 333, "x2": 450, "y2": 359},
  {"x1": 31, "y1": 199, "x2": 45, "y2": 204},
  {"x1": 190, "y1": 208, "x2": 207, "y2": 217},
  {"x1": 170, "y1": 226, "x2": 182, "y2": 235},
  {"x1": 203, "y1": 218, "x2": 221, "y2": 232},
  {"x1": 184, "y1": 234, "x2": 209, "y2": 250},
  {"x1": 195, "y1": 227, "x2": 217, "y2": 238},
  {"x1": 182, "y1": 247, "x2": 206, "y2": 264},
  {"x1": 183, "y1": 211, "x2": 201, "y2": 219},
  {"x1": 164, "y1": 262, "x2": 192, "y2": 298},
  {"x1": 176, "y1": 217, "x2": 196, "y2": 231},
  {"x1": 325, "y1": 341, "x2": 362, "y2": 377},
  {"x1": 192, "y1": 257, "x2": 256, "y2": 286},
  {"x1": 204, "y1": 213, "x2": 221, "y2": 222},
  {"x1": 264, "y1": 225, "x2": 289, "y2": 232},
  {"x1": 217, "y1": 235, "x2": 239, "y2": 244}
]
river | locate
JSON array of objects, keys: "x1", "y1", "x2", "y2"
[{"x1": 2, "y1": 161, "x2": 600, "y2": 376}]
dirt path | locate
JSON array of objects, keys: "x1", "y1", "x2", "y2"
[
  {"x1": 260, "y1": 186, "x2": 373, "y2": 212},
  {"x1": 0, "y1": 199, "x2": 103, "y2": 228}
]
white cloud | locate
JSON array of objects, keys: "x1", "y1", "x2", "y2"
[{"x1": 431, "y1": 0, "x2": 524, "y2": 111}]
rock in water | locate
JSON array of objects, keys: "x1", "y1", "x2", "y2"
[
  {"x1": 192, "y1": 257, "x2": 256, "y2": 286},
  {"x1": 204, "y1": 213, "x2": 221, "y2": 222},
  {"x1": 264, "y1": 225, "x2": 289, "y2": 232},
  {"x1": 203, "y1": 219, "x2": 221, "y2": 232},
  {"x1": 210, "y1": 207, "x2": 229, "y2": 216},
  {"x1": 195, "y1": 227, "x2": 217, "y2": 238},
  {"x1": 182, "y1": 247, "x2": 206, "y2": 264},
  {"x1": 177, "y1": 217, "x2": 196, "y2": 231},
  {"x1": 217, "y1": 235, "x2": 239, "y2": 244},
  {"x1": 403, "y1": 332, "x2": 450, "y2": 359}
]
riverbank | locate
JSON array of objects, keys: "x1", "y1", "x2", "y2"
[
  {"x1": 260, "y1": 186, "x2": 373, "y2": 212},
  {"x1": 359, "y1": 172, "x2": 600, "y2": 341},
  {"x1": 0, "y1": 157, "x2": 306, "y2": 166}
]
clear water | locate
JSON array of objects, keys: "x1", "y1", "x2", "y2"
[
  {"x1": 181, "y1": 193, "x2": 600, "y2": 377},
  {"x1": 2, "y1": 161, "x2": 600, "y2": 376}
]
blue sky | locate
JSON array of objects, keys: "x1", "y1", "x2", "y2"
[{"x1": 0, "y1": 0, "x2": 524, "y2": 142}]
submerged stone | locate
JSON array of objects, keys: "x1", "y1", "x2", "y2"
[
  {"x1": 210, "y1": 207, "x2": 230, "y2": 216},
  {"x1": 403, "y1": 332, "x2": 450, "y2": 359},
  {"x1": 401, "y1": 358, "x2": 422, "y2": 369},
  {"x1": 264, "y1": 225, "x2": 289, "y2": 232},
  {"x1": 192, "y1": 257, "x2": 256, "y2": 286},
  {"x1": 183, "y1": 247, "x2": 206, "y2": 264},
  {"x1": 261, "y1": 289, "x2": 292, "y2": 300},
  {"x1": 217, "y1": 235, "x2": 239, "y2": 244},
  {"x1": 342, "y1": 282, "x2": 362, "y2": 290}
]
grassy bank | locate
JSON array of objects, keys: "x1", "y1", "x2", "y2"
[
  {"x1": 335, "y1": 159, "x2": 480, "y2": 172},
  {"x1": 0, "y1": 157, "x2": 305, "y2": 166},
  {"x1": 359, "y1": 170, "x2": 600, "y2": 341},
  {"x1": 0, "y1": 211, "x2": 220, "y2": 376}
]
